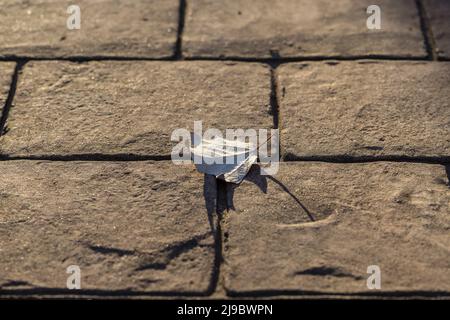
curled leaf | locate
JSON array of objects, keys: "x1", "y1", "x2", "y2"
[{"x1": 190, "y1": 136, "x2": 257, "y2": 183}]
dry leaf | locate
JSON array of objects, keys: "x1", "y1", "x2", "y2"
[{"x1": 190, "y1": 136, "x2": 257, "y2": 183}]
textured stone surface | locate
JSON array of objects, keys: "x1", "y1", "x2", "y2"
[
  {"x1": 0, "y1": 161, "x2": 217, "y2": 293},
  {"x1": 278, "y1": 61, "x2": 450, "y2": 160},
  {"x1": 0, "y1": 0, "x2": 179, "y2": 58},
  {"x1": 0, "y1": 61, "x2": 272, "y2": 157},
  {"x1": 223, "y1": 163, "x2": 450, "y2": 294},
  {"x1": 183, "y1": 0, "x2": 426, "y2": 59},
  {"x1": 0, "y1": 63, "x2": 15, "y2": 119},
  {"x1": 424, "y1": 0, "x2": 450, "y2": 59}
]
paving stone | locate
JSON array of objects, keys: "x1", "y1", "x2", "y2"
[
  {"x1": 223, "y1": 162, "x2": 450, "y2": 294},
  {"x1": 0, "y1": 61, "x2": 272, "y2": 157},
  {"x1": 0, "y1": 63, "x2": 15, "y2": 119},
  {"x1": 0, "y1": 0, "x2": 179, "y2": 58},
  {"x1": 183, "y1": 0, "x2": 426, "y2": 59},
  {"x1": 278, "y1": 61, "x2": 450, "y2": 160},
  {"x1": 424, "y1": 0, "x2": 450, "y2": 59},
  {"x1": 0, "y1": 160, "x2": 217, "y2": 293}
]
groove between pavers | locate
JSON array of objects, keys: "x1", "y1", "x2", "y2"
[
  {"x1": 0, "y1": 62, "x2": 17, "y2": 135},
  {"x1": 0, "y1": 55, "x2": 436, "y2": 63},
  {"x1": 175, "y1": 0, "x2": 187, "y2": 59},
  {"x1": 423, "y1": 0, "x2": 450, "y2": 60},
  {"x1": 1, "y1": 155, "x2": 450, "y2": 165},
  {"x1": 0, "y1": 62, "x2": 22, "y2": 137},
  {"x1": 0, "y1": 155, "x2": 449, "y2": 165},
  {"x1": 416, "y1": 0, "x2": 438, "y2": 60}
]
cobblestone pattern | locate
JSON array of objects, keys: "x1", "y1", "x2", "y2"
[{"x1": 0, "y1": 0, "x2": 449, "y2": 298}]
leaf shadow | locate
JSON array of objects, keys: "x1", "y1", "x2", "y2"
[{"x1": 226, "y1": 164, "x2": 315, "y2": 222}]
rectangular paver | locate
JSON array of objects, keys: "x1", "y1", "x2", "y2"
[
  {"x1": 0, "y1": 61, "x2": 272, "y2": 157},
  {"x1": 223, "y1": 162, "x2": 450, "y2": 295},
  {"x1": 0, "y1": 0, "x2": 179, "y2": 58},
  {"x1": 184, "y1": 0, "x2": 426, "y2": 59},
  {"x1": 278, "y1": 61, "x2": 450, "y2": 160},
  {"x1": 0, "y1": 161, "x2": 216, "y2": 293},
  {"x1": 0, "y1": 63, "x2": 15, "y2": 122},
  {"x1": 424, "y1": 0, "x2": 450, "y2": 59}
]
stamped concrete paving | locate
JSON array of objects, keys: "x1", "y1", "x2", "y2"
[
  {"x1": 0, "y1": 61, "x2": 272, "y2": 157},
  {"x1": 424, "y1": 0, "x2": 450, "y2": 59},
  {"x1": 223, "y1": 163, "x2": 450, "y2": 294},
  {"x1": 278, "y1": 61, "x2": 450, "y2": 160},
  {"x1": 0, "y1": 0, "x2": 449, "y2": 299},
  {"x1": 0, "y1": 0, "x2": 179, "y2": 58},
  {"x1": 0, "y1": 161, "x2": 216, "y2": 293},
  {"x1": 0, "y1": 63, "x2": 15, "y2": 118},
  {"x1": 183, "y1": 0, "x2": 426, "y2": 59}
]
